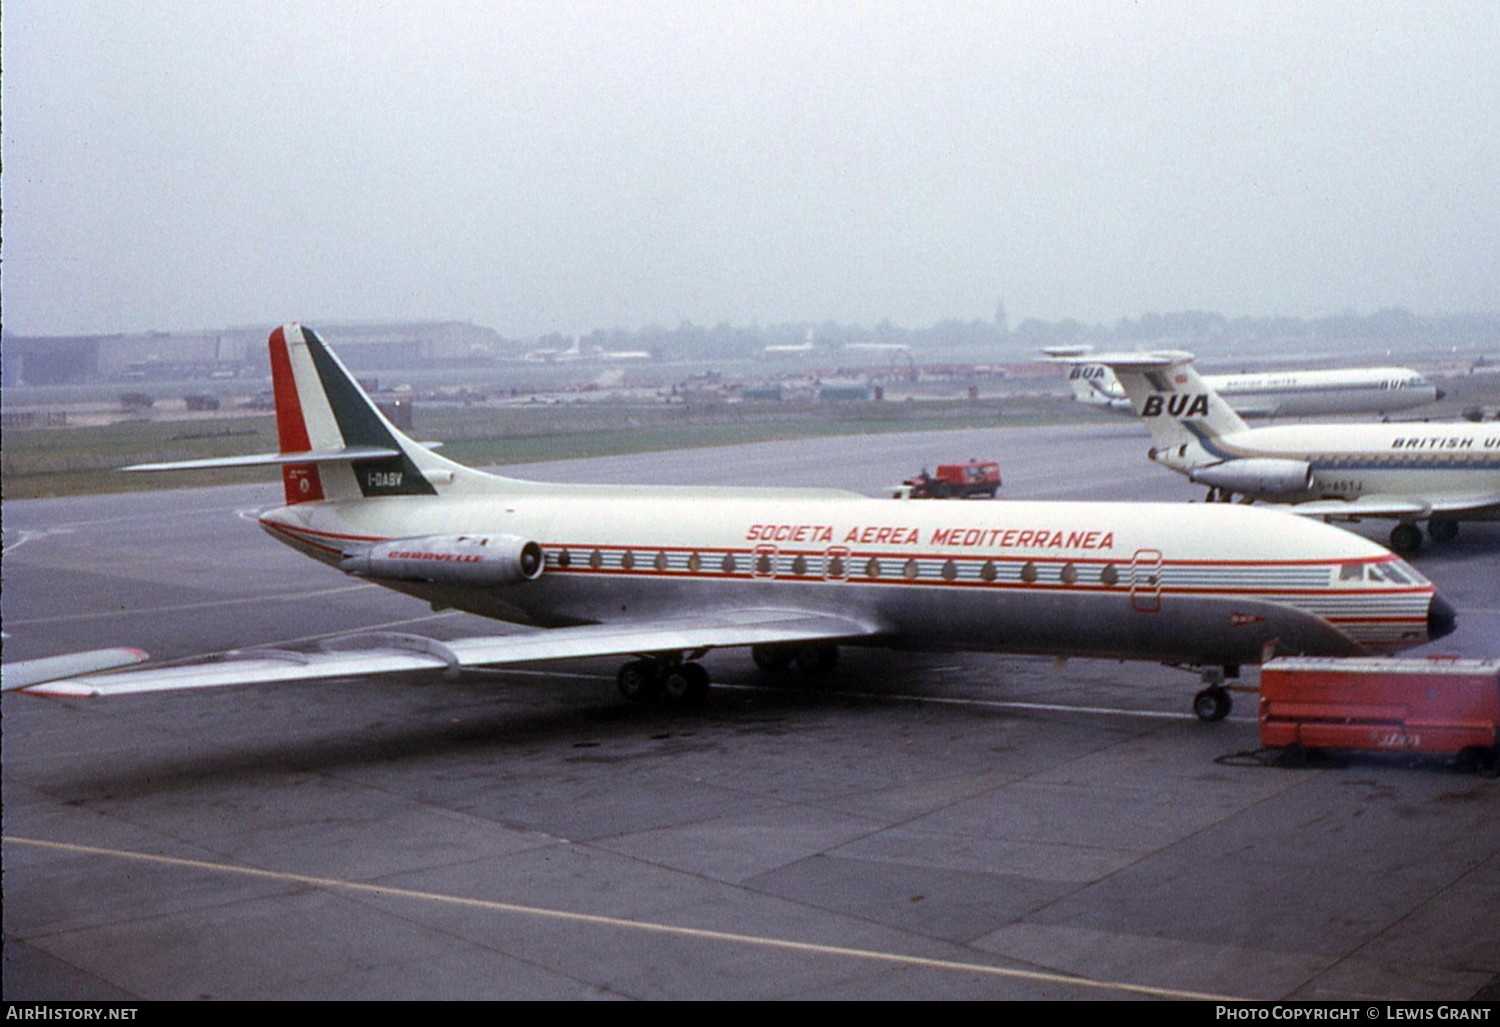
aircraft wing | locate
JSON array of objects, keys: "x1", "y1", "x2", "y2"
[
  {"x1": 1, "y1": 648, "x2": 150, "y2": 692},
  {"x1": 1425, "y1": 492, "x2": 1500, "y2": 515},
  {"x1": 1290, "y1": 492, "x2": 1500, "y2": 519},
  {"x1": 8, "y1": 609, "x2": 886, "y2": 698}
]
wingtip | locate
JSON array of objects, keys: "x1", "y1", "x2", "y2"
[{"x1": 14, "y1": 681, "x2": 102, "y2": 698}]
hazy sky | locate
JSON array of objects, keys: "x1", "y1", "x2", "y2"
[{"x1": 4, "y1": 1, "x2": 1497, "y2": 338}]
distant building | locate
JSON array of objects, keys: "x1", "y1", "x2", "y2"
[
  {"x1": 2, "y1": 321, "x2": 503, "y2": 385},
  {"x1": 817, "y1": 381, "x2": 873, "y2": 401}
]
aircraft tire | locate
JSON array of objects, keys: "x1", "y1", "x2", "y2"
[
  {"x1": 617, "y1": 659, "x2": 662, "y2": 702},
  {"x1": 752, "y1": 645, "x2": 793, "y2": 672},
  {"x1": 662, "y1": 662, "x2": 710, "y2": 705},
  {"x1": 1390, "y1": 523, "x2": 1423, "y2": 553},
  {"x1": 1428, "y1": 519, "x2": 1459, "y2": 544},
  {"x1": 1192, "y1": 687, "x2": 1232, "y2": 722},
  {"x1": 793, "y1": 644, "x2": 839, "y2": 675}
]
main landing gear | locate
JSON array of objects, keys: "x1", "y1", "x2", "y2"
[
  {"x1": 1428, "y1": 518, "x2": 1459, "y2": 543},
  {"x1": 614, "y1": 644, "x2": 842, "y2": 706},
  {"x1": 1390, "y1": 518, "x2": 1459, "y2": 553},
  {"x1": 751, "y1": 643, "x2": 839, "y2": 676},
  {"x1": 616, "y1": 656, "x2": 710, "y2": 706},
  {"x1": 1389, "y1": 523, "x2": 1423, "y2": 553}
]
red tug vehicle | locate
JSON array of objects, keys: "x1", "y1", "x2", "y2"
[{"x1": 899, "y1": 460, "x2": 1002, "y2": 499}]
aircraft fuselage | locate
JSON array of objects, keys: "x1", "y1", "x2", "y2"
[
  {"x1": 261, "y1": 490, "x2": 1443, "y2": 666},
  {"x1": 1157, "y1": 423, "x2": 1500, "y2": 508}
]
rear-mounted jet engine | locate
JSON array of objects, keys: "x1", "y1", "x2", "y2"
[
  {"x1": 341, "y1": 534, "x2": 544, "y2": 586},
  {"x1": 1187, "y1": 459, "x2": 1313, "y2": 497}
]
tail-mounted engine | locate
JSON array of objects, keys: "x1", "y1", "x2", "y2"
[
  {"x1": 341, "y1": 534, "x2": 544, "y2": 586},
  {"x1": 1188, "y1": 458, "x2": 1313, "y2": 497}
]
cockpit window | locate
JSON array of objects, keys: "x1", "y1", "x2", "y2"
[
  {"x1": 1337, "y1": 560, "x2": 1424, "y2": 586},
  {"x1": 1379, "y1": 561, "x2": 1419, "y2": 585}
]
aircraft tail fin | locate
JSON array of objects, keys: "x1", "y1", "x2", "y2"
[
  {"x1": 1039, "y1": 347, "x2": 1130, "y2": 410},
  {"x1": 123, "y1": 325, "x2": 505, "y2": 499},
  {"x1": 1093, "y1": 351, "x2": 1250, "y2": 449},
  {"x1": 267, "y1": 324, "x2": 479, "y2": 504}
]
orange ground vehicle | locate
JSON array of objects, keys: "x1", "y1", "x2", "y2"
[
  {"x1": 900, "y1": 460, "x2": 1002, "y2": 499},
  {"x1": 1259, "y1": 656, "x2": 1500, "y2": 767}
]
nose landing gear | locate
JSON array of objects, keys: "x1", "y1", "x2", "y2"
[
  {"x1": 1193, "y1": 686, "x2": 1233, "y2": 722},
  {"x1": 1192, "y1": 665, "x2": 1240, "y2": 721}
]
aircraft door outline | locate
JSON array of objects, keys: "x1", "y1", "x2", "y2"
[
  {"x1": 823, "y1": 546, "x2": 850, "y2": 581},
  {"x1": 1129, "y1": 548, "x2": 1164, "y2": 612}
]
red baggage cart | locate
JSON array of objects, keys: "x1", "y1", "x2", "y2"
[{"x1": 1259, "y1": 656, "x2": 1500, "y2": 762}]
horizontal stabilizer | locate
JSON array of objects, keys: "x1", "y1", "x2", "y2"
[
  {"x1": 122, "y1": 445, "x2": 402, "y2": 473},
  {"x1": 1084, "y1": 350, "x2": 1196, "y2": 369},
  {"x1": 14, "y1": 610, "x2": 884, "y2": 698},
  {"x1": 1037, "y1": 345, "x2": 1096, "y2": 361}
]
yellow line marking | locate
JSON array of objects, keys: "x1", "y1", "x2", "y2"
[{"x1": 4, "y1": 835, "x2": 1241, "y2": 1001}]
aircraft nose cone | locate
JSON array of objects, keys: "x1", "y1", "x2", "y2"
[{"x1": 1427, "y1": 592, "x2": 1458, "y2": 641}]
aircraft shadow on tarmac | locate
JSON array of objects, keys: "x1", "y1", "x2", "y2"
[{"x1": 16, "y1": 656, "x2": 1027, "y2": 801}]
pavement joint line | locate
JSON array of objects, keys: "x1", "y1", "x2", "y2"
[
  {"x1": 2, "y1": 584, "x2": 377, "y2": 627},
  {"x1": 3, "y1": 834, "x2": 1243, "y2": 1002},
  {"x1": 460, "y1": 668, "x2": 1223, "y2": 721}
]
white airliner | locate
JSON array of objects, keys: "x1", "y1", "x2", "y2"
[
  {"x1": 3, "y1": 326, "x2": 1458, "y2": 722},
  {"x1": 1042, "y1": 346, "x2": 1440, "y2": 418},
  {"x1": 843, "y1": 343, "x2": 912, "y2": 355},
  {"x1": 523, "y1": 336, "x2": 650, "y2": 363},
  {"x1": 1093, "y1": 350, "x2": 1500, "y2": 553},
  {"x1": 764, "y1": 329, "x2": 818, "y2": 357},
  {"x1": 762, "y1": 342, "x2": 816, "y2": 356}
]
